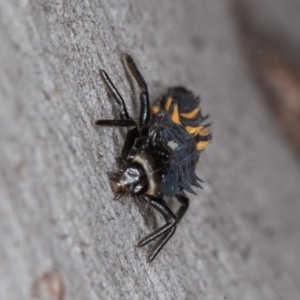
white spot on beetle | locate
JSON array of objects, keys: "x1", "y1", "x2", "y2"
[{"x1": 168, "y1": 140, "x2": 178, "y2": 150}]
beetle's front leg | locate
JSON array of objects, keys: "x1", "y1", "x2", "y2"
[
  {"x1": 99, "y1": 69, "x2": 131, "y2": 121},
  {"x1": 121, "y1": 127, "x2": 139, "y2": 160},
  {"x1": 122, "y1": 53, "x2": 150, "y2": 128},
  {"x1": 94, "y1": 69, "x2": 137, "y2": 127},
  {"x1": 95, "y1": 67, "x2": 140, "y2": 159}
]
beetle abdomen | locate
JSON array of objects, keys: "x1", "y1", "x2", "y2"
[
  {"x1": 152, "y1": 87, "x2": 212, "y2": 151},
  {"x1": 145, "y1": 113, "x2": 202, "y2": 196}
]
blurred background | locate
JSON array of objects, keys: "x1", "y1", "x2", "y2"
[{"x1": 234, "y1": 0, "x2": 300, "y2": 158}]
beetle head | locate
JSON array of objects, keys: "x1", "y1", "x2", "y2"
[{"x1": 108, "y1": 162, "x2": 149, "y2": 197}]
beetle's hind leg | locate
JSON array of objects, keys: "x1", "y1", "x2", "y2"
[
  {"x1": 146, "y1": 226, "x2": 176, "y2": 262},
  {"x1": 136, "y1": 195, "x2": 177, "y2": 262},
  {"x1": 122, "y1": 53, "x2": 150, "y2": 128},
  {"x1": 175, "y1": 194, "x2": 189, "y2": 223},
  {"x1": 147, "y1": 195, "x2": 190, "y2": 262},
  {"x1": 137, "y1": 194, "x2": 190, "y2": 262}
]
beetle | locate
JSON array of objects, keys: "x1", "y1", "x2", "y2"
[{"x1": 95, "y1": 54, "x2": 212, "y2": 262}]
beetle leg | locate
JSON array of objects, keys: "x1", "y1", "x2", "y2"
[
  {"x1": 98, "y1": 69, "x2": 132, "y2": 121},
  {"x1": 94, "y1": 119, "x2": 136, "y2": 127},
  {"x1": 122, "y1": 53, "x2": 150, "y2": 127},
  {"x1": 121, "y1": 127, "x2": 139, "y2": 160},
  {"x1": 147, "y1": 226, "x2": 176, "y2": 262},
  {"x1": 136, "y1": 219, "x2": 176, "y2": 248},
  {"x1": 137, "y1": 195, "x2": 176, "y2": 246},
  {"x1": 95, "y1": 121, "x2": 138, "y2": 161},
  {"x1": 95, "y1": 68, "x2": 140, "y2": 160},
  {"x1": 175, "y1": 194, "x2": 190, "y2": 223},
  {"x1": 95, "y1": 69, "x2": 138, "y2": 128},
  {"x1": 136, "y1": 195, "x2": 176, "y2": 260},
  {"x1": 137, "y1": 195, "x2": 190, "y2": 262}
]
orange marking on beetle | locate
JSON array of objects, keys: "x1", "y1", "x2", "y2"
[
  {"x1": 180, "y1": 107, "x2": 200, "y2": 119},
  {"x1": 165, "y1": 96, "x2": 173, "y2": 111},
  {"x1": 197, "y1": 140, "x2": 211, "y2": 151},
  {"x1": 152, "y1": 105, "x2": 160, "y2": 114},
  {"x1": 171, "y1": 104, "x2": 181, "y2": 124},
  {"x1": 197, "y1": 127, "x2": 211, "y2": 137},
  {"x1": 185, "y1": 125, "x2": 203, "y2": 135}
]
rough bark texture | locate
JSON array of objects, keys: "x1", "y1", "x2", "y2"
[{"x1": 1, "y1": 1, "x2": 300, "y2": 299}]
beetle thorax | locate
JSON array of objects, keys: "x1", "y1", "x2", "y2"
[{"x1": 132, "y1": 152, "x2": 157, "y2": 196}]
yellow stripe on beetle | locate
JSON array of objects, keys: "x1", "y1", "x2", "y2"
[
  {"x1": 197, "y1": 140, "x2": 211, "y2": 151},
  {"x1": 171, "y1": 104, "x2": 181, "y2": 125},
  {"x1": 185, "y1": 125, "x2": 211, "y2": 137},
  {"x1": 197, "y1": 127, "x2": 211, "y2": 137},
  {"x1": 165, "y1": 96, "x2": 173, "y2": 111},
  {"x1": 185, "y1": 125, "x2": 203, "y2": 135},
  {"x1": 180, "y1": 107, "x2": 200, "y2": 119}
]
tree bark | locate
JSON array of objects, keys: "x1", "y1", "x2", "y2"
[{"x1": 1, "y1": 0, "x2": 300, "y2": 299}]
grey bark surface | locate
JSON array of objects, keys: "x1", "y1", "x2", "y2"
[{"x1": 1, "y1": 1, "x2": 300, "y2": 299}]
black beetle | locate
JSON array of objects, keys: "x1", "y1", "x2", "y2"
[{"x1": 95, "y1": 54, "x2": 212, "y2": 262}]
